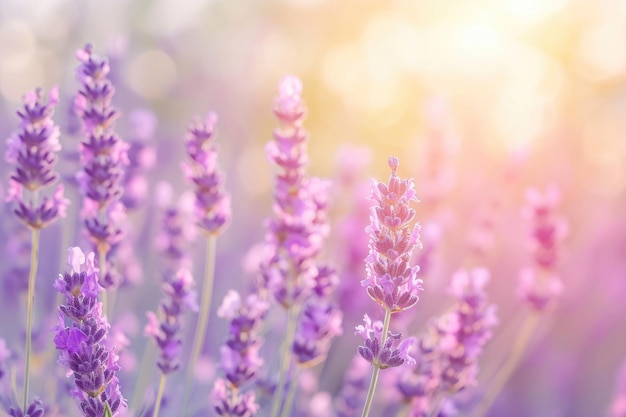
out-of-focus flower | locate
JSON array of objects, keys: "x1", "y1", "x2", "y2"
[
  {"x1": 9, "y1": 398, "x2": 44, "y2": 417},
  {"x1": 261, "y1": 75, "x2": 331, "y2": 308},
  {"x1": 518, "y1": 186, "x2": 568, "y2": 310},
  {"x1": 182, "y1": 112, "x2": 231, "y2": 236},
  {"x1": 334, "y1": 355, "x2": 371, "y2": 417},
  {"x1": 212, "y1": 378, "x2": 259, "y2": 417},
  {"x1": 145, "y1": 268, "x2": 197, "y2": 375},
  {"x1": 5, "y1": 87, "x2": 68, "y2": 230}
]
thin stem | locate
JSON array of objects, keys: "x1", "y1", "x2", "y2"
[
  {"x1": 279, "y1": 365, "x2": 301, "y2": 417},
  {"x1": 22, "y1": 228, "x2": 40, "y2": 412},
  {"x1": 182, "y1": 234, "x2": 217, "y2": 415},
  {"x1": 270, "y1": 305, "x2": 300, "y2": 417},
  {"x1": 474, "y1": 312, "x2": 539, "y2": 417},
  {"x1": 360, "y1": 309, "x2": 392, "y2": 417},
  {"x1": 428, "y1": 394, "x2": 445, "y2": 417},
  {"x1": 152, "y1": 374, "x2": 167, "y2": 417},
  {"x1": 98, "y1": 244, "x2": 108, "y2": 317},
  {"x1": 130, "y1": 340, "x2": 155, "y2": 414}
]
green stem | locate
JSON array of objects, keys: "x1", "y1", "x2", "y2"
[
  {"x1": 360, "y1": 309, "x2": 392, "y2": 417},
  {"x1": 22, "y1": 228, "x2": 40, "y2": 412},
  {"x1": 474, "y1": 312, "x2": 539, "y2": 417},
  {"x1": 99, "y1": 245, "x2": 109, "y2": 317},
  {"x1": 152, "y1": 374, "x2": 167, "y2": 417},
  {"x1": 182, "y1": 234, "x2": 217, "y2": 415},
  {"x1": 270, "y1": 305, "x2": 300, "y2": 417},
  {"x1": 279, "y1": 365, "x2": 300, "y2": 417},
  {"x1": 129, "y1": 340, "x2": 155, "y2": 414},
  {"x1": 428, "y1": 393, "x2": 445, "y2": 417}
]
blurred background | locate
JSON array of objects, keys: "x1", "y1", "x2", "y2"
[{"x1": 0, "y1": 0, "x2": 625, "y2": 416}]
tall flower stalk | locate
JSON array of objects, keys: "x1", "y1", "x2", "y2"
[
  {"x1": 5, "y1": 87, "x2": 69, "y2": 413},
  {"x1": 477, "y1": 186, "x2": 567, "y2": 416},
  {"x1": 144, "y1": 268, "x2": 197, "y2": 417},
  {"x1": 53, "y1": 247, "x2": 126, "y2": 417},
  {"x1": 181, "y1": 112, "x2": 231, "y2": 410},
  {"x1": 357, "y1": 157, "x2": 423, "y2": 417},
  {"x1": 74, "y1": 43, "x2": 129, "y2": 317},
  {"x1": 260, "y1": 76, "x2": 333, "y2": 417}
]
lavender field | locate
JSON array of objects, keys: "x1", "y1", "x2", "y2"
[{"x1": 0, "y1": 1, "x2": 625, "y2": 417}]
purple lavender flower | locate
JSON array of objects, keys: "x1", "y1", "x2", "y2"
[
  {"x1": 211, "y1": 290, "x2": 269, "y2": 417},
  {"x1": 9, "y1": 398, "x2": 44, "y2": 417},
  {"x1": 261, "y1": 75, "x2": 331, "y2": 308},
  {"x1": 54, "y1": 247, "x2": 126, "y2": 417},
  {"x1": 212, "y1": 378, "x2": 259, "y2": 417},
  {"x1": 518, "y1": 186, "x2": 567, "y2": 311},
  {"x1": 182, "y1": 111, "x2": 231, "y2": 235},
  {"x1": 144, "y1": 268, "x2": 197, "y2": 375},
  {"x1": 356, "y1": 314, "x2": 415, "y2": 369},
  {"x1": 334, "y1": 355, "x2": 370, "y2": 417},
  {"x1": 396, "y1": 268, "x2": 497, "y2": 416},
  {"x1": 154, "y1": 183, "x2": 197, "y2": 272},
  {"x1": 216, "y1": 290, "x2": 269, "y2": 388},
  {"x1": 5, "y1": 87, "x2": 69, "y2": 230},
  {"x1": 361, "y1": 157, "x2": 423, "y2": 313},
  {"x1": 292, "y1": 268, "x2": 343, "y2": 367},
  {"x1": 74, "y1": 43, "x2": 129, "y2": 290}
]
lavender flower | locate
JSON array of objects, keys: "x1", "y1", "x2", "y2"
[
  {"x1": 261, "y1": 75, "x2": 330, "y2": 308},
  {"x1": 518, "y1": 187, "x2": 567, "y2": 311},
  {"x1": 5, "y1": 87, "x2": 69, "y2": 230},
  {"x1": 54, "y1": 247, "x2": 126, "y2": 417},
  {"x1": 396, "y1": 269, "x2": 496, "y2": 416},
  {"x1": 334, "y1": 355, "x2": 371, "y2": 417},
  {"x1": 212, "y1": 290, "x2": 269, "y2": 416},
  {"x1": 145, "y1": 268, "x2": 197, "y2": 375},
  {"x1": 9, "y1": 398, "x2": 44, "y2": 417},
  {"x1": 75, "y1": 43, "x2": 129, "y2": 291},
  {"x1": 182, "y1": 111, "x2": 231, "y2": 235},
  {"x1": 292, "y1": 268, "x2": 343, "y2": 367},
  {"x1": 357, "y1": 157, "x2": 422, "y2": 417},
  {"x1": 212, "y1": 379, "x2": 259, "y2": 417},
  {"x1": 361, "y1": 157, "x2": 423, "y2": 313},
  {"x1": 356, "y1": 314, "x2": 415, "y2": 370}
]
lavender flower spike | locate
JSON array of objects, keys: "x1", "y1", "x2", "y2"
[
  {"x1": 145, "y1": 268, "x2": 198, "y2": 375},
  {"x1": 9, "y1": 398, "x2": 44, "y2": 417},
  {"x1": 5, "y1": 87, "x2": 69, "y2": 230},
  {"x1": 182, "y1": 111, "x2": 231, "y2": 235},
  {"x1": 362, "y1": 157, "x2": 423, "y2": 313},
  {"x1": 357, "y1": 157, "x2": 422, "y2": 417},
  {"x1": 54, "y1": 247, "x2": 126, "y2": 417}
]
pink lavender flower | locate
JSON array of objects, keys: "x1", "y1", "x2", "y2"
[
  {"x1": 518, "y1": 186, "x2": 567, "y2": 310},
  {"x1": 5, "y1": 87, "x2": 69, "y2": 230},
  {"x1": 396, "y1": 268, "x2": 496, "y2": 415},
  {"x1": 182, "y1": 112, "x2": 231, "y2": 235},
  {"x1": 53, "y1": 247, "x2": 126, "y2": 417},
  {"x1": 261, "y1": 75, "x2": 331, "y2": 307},
  {"x1": 120, "y1": 109, "x2": 157, "y2": 210},
  {"x1": 0, "y1": 339, "x2": 9, "y2": 381},
  {"x1": 145, "y1": 268, "x2": 197, "y2": 375},
  {"x1": 361, "y1": 157, "x2": 423, "y2": 313}
]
